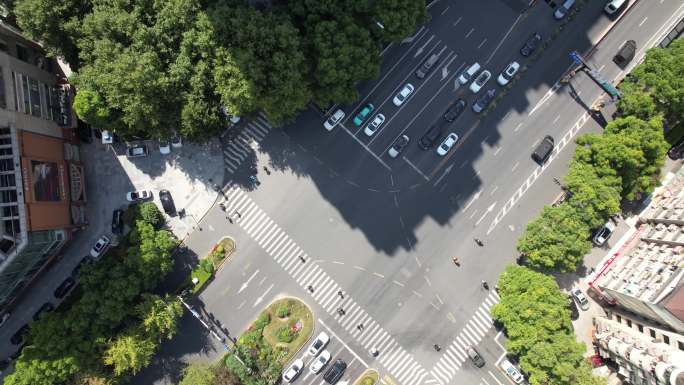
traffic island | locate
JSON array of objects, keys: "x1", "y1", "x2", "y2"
[
  {"x1": 220, "y1": 297, "x2": 314, "y2": 384},
  {"x1": 185, "y1": 237, "x2": 236, "y2": 295},
  {"x1": 353, "y1": 369, "x2": 380, "y2": 385}
]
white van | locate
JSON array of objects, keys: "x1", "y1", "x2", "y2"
[
  {"x1": 604, "y1": 0, "x2": 626, "y2": 15},
  {"x1": 458, "y1": 62, "x2": 481, "y2": 85}
]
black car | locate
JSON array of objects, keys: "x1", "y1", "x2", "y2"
[
  {"x1": 388, "y1": 135, "x2": 410, "y2": 158},
  {"x1": 54, "y1": 277, "x2": 76, "y2": 299},
  {"x1": 531, "y1": 135, "x2": 555, "y2": 164},
  {"x1": 10, "y1": 324, "x2": 29, "y2": 345},
  {"x1": 667, "y1": 138, "x2": 684, "y2": 160},
  {"x1": 467, "y1": 346, "x2": 486, "y2": 367},
  {"x1": 613, "y1": 40, "x2": 636, "y2": 67},
  {"x1": 72, "y1": 255, "x2": 92, "y2": 278},
  {"x1": 323, "y1": 359, "x2": 347, "y2": 384},
  {"x1": 419, "y1": 124, "x2": 443, "y2": 150},
  {"x1": 472, "y1": 89, "x2": 496, "y2": 113},
  {"x1": 111, "y1": 209, "x2": 124, "y2": 234},
  {"x1": 443, "y1": 99, "x2": 466, "y2": 122},
  {"x1": 520, "y1": 33, "x2": 542, "y2": 57},
  {"x1": 33, "y1": 302, "x2": 54, "y2": 321},
  {"x1": 159, "y1": 189, "x2": 176, "y2": 215},
  {"x1": 568, "y1": 295, "x2": 580, "y2": 320}
]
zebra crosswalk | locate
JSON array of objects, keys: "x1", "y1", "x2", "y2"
[
  {"x1": 219, "y1": 185, "x2": 435, "y2": 385},
  {"x1": 222, "y1": 113, "x2": 272, "y2": 173},
  {"x1": 430, "y1": 292, "x2": 500, "y2": 384}
]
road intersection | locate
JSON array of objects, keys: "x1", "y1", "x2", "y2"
[{"x1": 131, "y1": 1, "x2": 684, "y2": 385}]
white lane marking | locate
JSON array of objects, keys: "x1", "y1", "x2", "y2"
[
  {"x1": 552, "y1": 115, "x2": 560, "y2": 124},
  {"x1": 318, "y1": 319, "x2": 370, "y2": 369},
  {"x1": 463, "y1": 190, "x2": 482, "y2": 211},
  {"x1": 453, "y1": 16, "x2": 462, "y2": 26},
  {"x1": 485, "y1": 13, "x2": 524, "y2": 65},
  {"x1": 638, "y1": 16, "x2": 648, "y2": 27},
  {"x1": 413, "y1": 35, "x2": 437, "y2": 59},
  {"x1": 338, "y1": 123, "x2": 392, "y2": 171},
  {"x1": 477, "y1": 38, "x2": 487, "y2": 49},
  {"x1": 487, "y1": 113, "x2": 589, "y2": 235},
  {"x1": 412, "y1": 290, "x2": 423, "y2": 298},
  {"x1": 345, "y1": 28, "x2": 430, "y2": 120},
  {"x1": 354, "y1": 265, "x2": 366, "y2": 271},
  {"x1": 402, "y1": 156, "x2": 430, "y2": 180},
  {"x1": 332, "y1": 261, "x2": 344, "y2": 265},
  {"x1": 238, "y1": 269, "x2": 259, "y2": 293},
  {"x1": 393, "y1": 280, "x2": 405, "y2": 287},
  {"x1": 424, "y1": 275, "x2": 433, "y2": 287},
  {"x1": 493, "y1": 146, "x2": 503, "y2": 156},
  {"x1": 528, "y1": 82, "x2": 561, "y2": 116},
  {"x1": 465, "y1": 28, "x2": 474, "y2": 38},
  {"x1": 475, "y1": 201, "x2": 497, "y2": 226},
  {"x1": 470, "y1": 210, "x2": 478, "y2": 219},
  {"x1": 374, "y1": 272, "x2": 385, "y2": 279},
  {"x1": 514, "y1": 123, "x2": 522, "y2": 132},
  {"x1": 490, "y1": 186, "x2": 498, "y2": 196},
  {"x1": 511, "y1": 161, "x2": 519, "y2": 172},
  {"x1": 440, "y1": 6, "x2": 449, "y2": 15}
]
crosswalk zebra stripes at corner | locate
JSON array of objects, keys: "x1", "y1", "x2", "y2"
[
  {"x1": 222, "y1": 113, "x2": 272, "y2": 173},
  {"x1": 430, "y1": 292, "x2": 500, "y2": 385},
  {"x1": 218, "y1": 185, "x2": 438, "y2": 385}
]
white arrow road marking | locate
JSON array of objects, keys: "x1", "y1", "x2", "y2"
[
  {"x1": 463, "y1": 190, "x2": 482, "y2": 211},
  {"x1": 253, "y1": 283, "x2": 274, "y2": 307},
  {"x1": 414, "y1": 35, "x2": 436, "y2": 58},
  {"x1": 475, "y1": 202, "x2": 497, "y2": 226},
  {"x1": 238, "y1": 269, "x2": 259, "y2": 293}
]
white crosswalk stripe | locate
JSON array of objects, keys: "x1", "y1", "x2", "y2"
[
  {"x1": 218, "y1": 185, "x2": 441, "y2": 385},
  {"x1": 429, "y1": 291, "x2": 500, "y2": 384},
  {"x1": 221, "y1": 117, "x2": 272, "y2": 173}
]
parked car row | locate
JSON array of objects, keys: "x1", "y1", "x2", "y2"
[
  {"x1": 124, "y1": 138, "x2": 183, "y2": 159},
  {"x1": 282, "y1": 332, "x2": 348, "y2": 384}
]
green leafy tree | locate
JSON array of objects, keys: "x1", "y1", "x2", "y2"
[
  {"x1": 126, "y1": 221, "x2": 176, "y2": 289},
  {"x1": 72, "y1": 88, "x2": 112, "y2": 130},
  {"x1": 309, "y1": 18, "x2": 381, "y2": 106},
  {"x1": 564, "y1": 161, "x2": 621, "y2": 229},
  {"x1": 136, "y1": 294, "x2": 183, "y2": 342},
  {"x1": 619, "y1": 38, "x2": 684, "y2": 129},
  {"x1": 179, "y1": 363, "x2": 215, "y2": 385},
  {"x1": 517, "y1": 204, "x2": 592, "y2": 272},
  {"x1": 371, "y1": 0, "x2": 429, "y2": 42},
  {"x1": 103, "y1": 333, "x2": 155, "y2": 376},
  {"x1": 12, "y1": 0, "x2": 89, "y2": 69},
  {"x1": 521, "y1": 334, "x2": 601, "y2": 385},
  {"x1": 211, "y1": 5, "x2": 311, "y2": 124},
  {"x1": 574, "y1": 116, "x2": 668, "y2": 200},
  {"x1": 616, "y1": 83, "x2": 658, "y2": 120},
  {"x1": 139, "y1": 202, "x2": 164, "y2": 228}
]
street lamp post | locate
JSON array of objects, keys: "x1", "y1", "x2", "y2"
[{"x1": 189, "y1": 213, "x2": 202, "y2": 231}]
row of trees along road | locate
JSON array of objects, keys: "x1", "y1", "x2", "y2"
[
  {"x1": 4, "y1": 203, "x2": 182, "y2": 385},
  {"x1": 7, "y1": 0, "x2": 428, "y2": 142},
  {"x1": 494, "y1": 38, "x2": 684, "y2": 385}
]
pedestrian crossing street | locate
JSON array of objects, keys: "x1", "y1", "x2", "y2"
[
  {"x1": 219, "y1": 183, "x2": 501, "y2": 385},
  {"x1": 430, "y1": 292, "x2": 500, "y2": 385},
  {"x1": 222, "y1": 113, "x2": 272, "y2": 173},
  {"x1": 219, "y1": 185, "x2": 435, "y2": 385}
]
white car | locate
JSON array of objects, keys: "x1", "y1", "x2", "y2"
[
  {"x1": 500, "y1": 359, "x2": 524, "y2": 384},
  {"x1": 0, "y1": 312, "x2": 10, "y2": 328},
  {"x1": 308, "y1": 331, "x2": 330, "y2": 356},
  {"x1": 592, "y1": 220, "x2": 616, "y2": 246},
  {"x1": 393, "y1": 83, "x2": 415, "y2": 106},
  {"x1": 497, "y1": 62, "x2": 520, "y2": 86},
  {"x1": 159, "y1": 142, "x2": 171, "y2": 155},
  {"x1": 126, "y1": 190, "x2": 152, "y2": 202},
  {"x1": 324, "y1": 109, "x2": 345, "y2": 131},
  {"x1": 364, "y1": 114, "x2": 386, "y2": 137},
  {"x1": 469, "y1": 70, "x2": 491, "y2": 93},
  {"x1": 310, "y1": 350, "x2": 331, "y2": 374},
  {"x1": 282, "y1": 358, "x2": 304, "y2": 383},
  {"x1": 171, "y1": 136, "x2": 183, "y2": 148},
  {"x1": 571, "y1": 288, "x2": 590, "y2": 311},
  {"x1": 90, "y1": 235, "x2": 111, "y2": 259},
  {"x1": 437, "y1": 133, "x2": 459, "y2": 156}
]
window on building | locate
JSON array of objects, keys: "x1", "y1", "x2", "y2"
[
  {"x1": 21, "y1": 75, "x2": 30, "y2": 113},
  {"x1": 2, "y1": 205, "x2": 18, "y2": 217},
  {"x1": 0, "y1": 68, "x2": 6, "y2": 109},
  {"x1": 29, "y1": 78, "x2": 41, "y2": 118},
  {"x1": 3, "y1": 218, "x2": 19, "y2": 235},
  {"x1": 0, "y1": 136, "x2": 10, "y2": 146},
  {"x1": 0, "y1": 159, "x2": 14, "y2": 172},
  {"x1": 0, "y1": 174, "x2": 15, "y2": 187},
  {"x1": 0, "y1": 39, "x2": 7, "y2": 52},
  {"x1": 637, "y1": 324, "x2": 643, "y2": 332},
  {"x1": 1, "y1": 189, "x2": 17, "y2": 203},
  {"x1": 0, "y1": 127, "x2": 10, "y2": 135},
  {"x1": 627, "y1": 320, "x2": 632, "y2": 327},
  {"x1": 15, "y1": 44, "x2": 30, "y2": 62},
  {"x1": 678, "y1": 341, "x2": 684, "y2": 351},
  {"x1": 650, "y1": 329, "x2": 656, "y2": 338},
  {"x1": 663, "y1": 335, "x2": 670, "y2": 344},
  {"x1": 616, "y1": 315, "x2": 622, "y2": 323}
]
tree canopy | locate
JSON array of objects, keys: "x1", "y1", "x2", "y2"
[
  {"x1": 9, "y1": 0, "x2": 427, "y2": 140},
  {"x1": 493, "y1": 266, "x2": 604, "y2": 385}
]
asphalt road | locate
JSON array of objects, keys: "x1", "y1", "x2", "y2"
[{"x1": 132, "y1": 1, "x2": 684, "y2": 385}]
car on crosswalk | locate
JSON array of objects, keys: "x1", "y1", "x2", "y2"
[{"x1": 467, "y1": 346, "x2": 485, "y2": 367}]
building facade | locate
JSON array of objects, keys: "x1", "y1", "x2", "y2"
[{"x1": 0, "y1": 21, "x2": 85, "y2": 313}]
